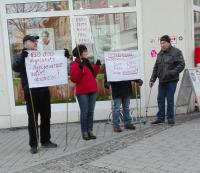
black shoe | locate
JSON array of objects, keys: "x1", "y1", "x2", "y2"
[
  {"x1": 30, "y1": 146, "x2": 38, "y2": 154},
  {"x1": 113, "y1": 127, "x2": 122, "y2": 133},
  {"x1": 124, "y1": 124, "x2": 136, "y2": 130},
  {"x1": 88, "y1": 132, "x2": 96, "y2": 139},
  {"x1": 151, "y1": 120, "x2": 164, "y2": 125},
  {"x1": 41, "y1": 141, "x2": 57, "y2": 148},
  {"x1": 168, "y1": 120, "x2": 175, "y2": 125},
  {"x1": 82, "y1": 132, "x2": 90, "y2": 140}
]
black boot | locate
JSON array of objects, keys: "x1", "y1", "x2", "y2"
[
  {"x1": 30, "y1": 146, "x2": 38, "y2": 154},
  {"x1": 88, "y1": 132, "x2": 96, "y2": 139},
  {"x1": 41, "y1": 141, "x2": 57, "y2": 148},
  {"x1": 82, "y1": 132, "x2": 90, "y2": 140}
]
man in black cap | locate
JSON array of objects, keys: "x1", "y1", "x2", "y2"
[
  {"x1": 12, "y1": 35, "x2": 57, "y2": 154},
  {"x1": 149, "y1": 35, "x2": 185, "y2": 125}
]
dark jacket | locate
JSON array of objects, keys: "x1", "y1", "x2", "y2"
[
  {"x1": 109, "y1": 81, "x2": 133, "y2": 99},
  {"x1": 12, "y1": 51, "x2": 48, "y2": 93},
  {"x1": 104, "y1": 70, "x2": 140, "y2": 99},
  {"x1": 150, "y1": 46, "x2": 185, "y2": 84}
]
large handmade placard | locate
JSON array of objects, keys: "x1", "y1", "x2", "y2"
[
  {"x1": 72, "y1": 16, "x2": 94, "y2": 44},
  {"x1": 25, "y1": 50, "x2": 67, "y2": 88},
  {"x1": 104, "y1": 50, "x2": 141, "y2": 81}
]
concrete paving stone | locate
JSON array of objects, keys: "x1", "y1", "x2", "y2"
[{"x1": 0, "y1": 114, "x2": 200, "y2": 173}]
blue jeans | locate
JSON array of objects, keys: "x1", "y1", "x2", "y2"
[
  {"x1": 157, "y1": 82, "x2": 177, "y2": 122},
  {"x1": 77, "y1": 92, "x2": 96, "y2": 133},
  {"x1": 112, "y1": 96, "x2": 132, "y2": 128}
]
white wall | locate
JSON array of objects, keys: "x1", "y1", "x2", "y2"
[
  {"x1": 142, "y1": 0, "x2": 193, "y2": 115},
  {"x1": 0, "y1": 13, "x2": 11, "y2": 128}
]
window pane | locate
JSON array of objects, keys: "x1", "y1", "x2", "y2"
[
  {"x1": 84, "y1": 13, "x2": 137, "y2": 61},
  {"x1": 8, "y1": 17, "x2": 73, "y2": 105},
  {"x1": 84, "y1": 12, "x2": 138, "y2": 101},
  {"x1": 73, "y1": 0, "x2": 136, "y2": 10},
  {"x1": 194, "y1": 12, "x2": 200, "y2": 47},
  {"x1": 194, "y1": 0, "x2": 200, "y2": 6},
  {"x1": 6, "y1": 1, "x2": 69, "y2": 14}
]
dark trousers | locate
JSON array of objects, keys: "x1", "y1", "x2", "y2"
[
  {"x1": 24, "y1": 89, "x2": 51, "y2": 147},
  {"x1": 157, "y1": 82, "x2": 177, "y2": 122}
]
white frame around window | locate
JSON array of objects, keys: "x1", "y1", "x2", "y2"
[{"x1": 0, "y1": 0, "x2": 145, "y2": 117}]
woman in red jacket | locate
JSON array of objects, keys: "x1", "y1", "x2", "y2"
[{"x1": 70, "y1": 45, "x2": 101, "y2": 140}]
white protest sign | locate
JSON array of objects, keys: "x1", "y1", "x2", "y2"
[
  {"x1": 72, "y1": 16, "x2": 94, "y2": 44},
  {"x1": 25, "y1": 50, "x2": 68, "y2": 88},
  {"x1": 104, "y1": 50, "x2": 141, "y2": 82}
]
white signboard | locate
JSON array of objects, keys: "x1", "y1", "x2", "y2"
[
  {"x1": 25, "y1": 50, "x2": 68, "y2": 88},
  {"x1": 176, "y1": 68, "x2": 200, "y2": 109},
  {"x1": 104, "y1": 50, "x2": 141, "y2": 82},
  {"x1": 72, "y1": 16, "x2": 94, "y2": 44},
  {"x1": 188, "y1": 69, "x2": 200, "y2": 105}
]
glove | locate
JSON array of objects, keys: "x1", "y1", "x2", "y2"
[
  {"x1": 21, "y1": 48, "x2": 28, "y2": 58},
  {"x1": 104, "y1": 82, "x2": 110, "y2": 89},
  {"x1": 138, "y1": 79, "x2": 143, "y2": 86},
  {"x1": 64, "y1": 48, "x2": 70, "y2": 58},
  {"x1": 20, "y1": 48, "x2": 28, "y2": 63},
  {"x1": 96, "y1": 59, "x2": 101, "y2": 65},
  {"x1": 82, "y1": 58, "x2": 89, "y2": 64}
]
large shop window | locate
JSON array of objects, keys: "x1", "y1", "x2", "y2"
[
  {"x1": 73, "y1": 0, "x2": 136, "y2": 10},
  {"x1": 6, "y1": 1, "x2": 69, "y2": 14},
  {"x1": 8, "y1": 17, "x2": 72, "y2": 105},
  {"x1": 84, "y1": 12, "x2": 139, "y2": 101},
  {"x1": 86, "y1": 12, "x2": 137, "y2": 61},
  {"x1": 8, "y1": 11, "x2": 138, "y2": 105}
]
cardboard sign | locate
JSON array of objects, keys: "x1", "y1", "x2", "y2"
[
  {"x1": 176, "y1": 68, "x2": 200, "y2": 109},
  {"x1": 72, "y1": 16, "x2": 94, "y2": 44},
  {"x1": 104, "y1": 50, "x2": 141, "y2": 82},
  {"x1": 25, "y1": 50, "x2": 68, "y2": 88}
]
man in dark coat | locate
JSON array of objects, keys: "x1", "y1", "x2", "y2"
[
  {"x1": 150, "y1": 35, "x2": 185, "y2": 125},
  {"x1": 12, "y1": 35, "x2": 57, "y2": 154}
]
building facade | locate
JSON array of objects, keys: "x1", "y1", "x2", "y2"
[{"x1": 0, "y1": 0, "x2": 197, "y2": 128}]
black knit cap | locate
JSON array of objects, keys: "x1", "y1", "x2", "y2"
[
  {"x1": 160, "y1": 35, "x2": 171, "y2": 43},
  {"x1": 23, "y1": 35, "x2": 39, "y2": 43}
]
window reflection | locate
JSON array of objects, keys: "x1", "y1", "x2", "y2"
[
  {"x1": 85, "y1": 13, "x2": 137, "y2": 62},
  {"x1": 6, "y1": 1, "x2": 68, "y2": 14},
  {"x1": 8, "y1": 17, "x2": 73, "y2": 105},
  {"x1": 73, "y1": 0, "x2": 136, "y2": 10}
]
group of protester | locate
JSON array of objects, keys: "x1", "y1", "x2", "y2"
[{"x1": 12, "y1": 34, "x2": 185, "y2": 154}]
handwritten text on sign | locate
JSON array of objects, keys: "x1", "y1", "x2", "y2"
[
  {"x1": 73, "y1": 16, "x2": 94, "y2": 44},
  {"x1": 104, "y1": 50, "x2": 140, "y2": 82},
  {"x1": 26, "y1": 50, "x2": 68, "y2": 88}
]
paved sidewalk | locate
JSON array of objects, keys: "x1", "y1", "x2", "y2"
[
  {"x1": 0, "y1": 113, "x2": 199, "y2": 173},
  {"x1": 90, "y1": 116, "x2": 200, "y2": 173}
]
